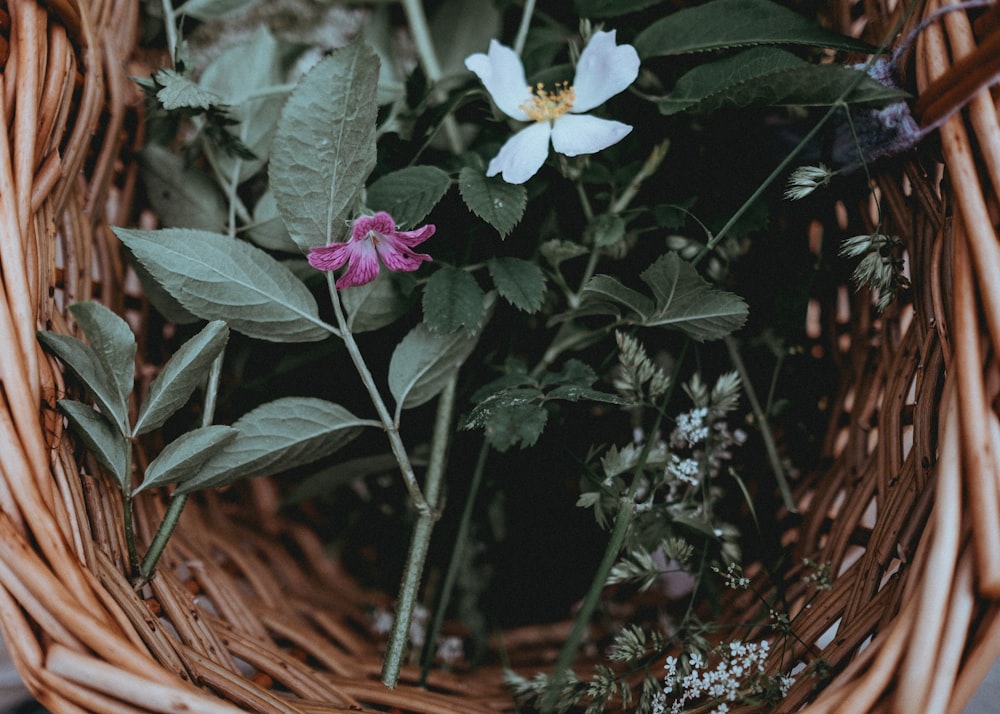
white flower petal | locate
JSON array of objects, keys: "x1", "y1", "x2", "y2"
[
  {"x1": 465, "y1": 40, "x2": 531, "y2": 121},
  {"x1": 550, "y1": 114, "x2": 631, "y2": 157},
  {"x1": 486, "y1": 122, "x2": 552, "y2": 184},
  {"x1": 571, "y1": 30, "x2": 640, "y2": 114}
]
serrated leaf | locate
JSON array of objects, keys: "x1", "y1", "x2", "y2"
[
  {"x1": 659, "y1": 47, "x2": 909, "y2": 115},
  {"x1": 134, "y1": 426, "x2": 238, "y2": 495},
  {"x1": 38, "y1": 332, "x2": 130, "y2": 437},
  {"x1": 176, "y1": 397, "x2": 369, "y2": 493},
  {"x1": 270, "y1": 42, "x2": 380, "y2": 252},
  {"x1": 580, "y1": 275, "x2": 655, "y2": 321},
  {"x1": 114, "y1": 227, "x2": 330, "y2": 342},
  {"x1": 423, "y1": 267, "x2": 485, "y2": 334},
  {"x1": 574, "y1": 0, "x2": 667, "y2": 17},
  {"x1": 366, "y1": 166, "x2": 452, "y2": 229},
  {"x1": 68, "y1": 302, "x2": 136, "y2": 429},
  {"x1": 58, "y1": 400, "x2": 128, "y2": 488},
  {"x1": 458, "y1": 167, "x2": 526, "y2": 238},
  {"x1": 487, "y1": 257, "x2": 546, "y2": 313},
  {"x1": 389, "y1": 296, "x2": 493, "y2": 414},
  {"x1": 476, "y1": 398, "x2": 548, "y2": 452},
  {"x1": 134, "y1": 321, "x2": 230, "y2": 435},
  {"x1": 139, "y1": 145, "x2": 227, "y2": 232},
  {"x1": 155, "y1": 68, "x2": 223, "y2": 111},
  {"x1": 342, "y1": 270, "x2": 417, "y2": 333},
  {"x1": 634, "y1": 0, "x2": 879, "y2": 58},
  {"x1": 176, "y1": 0, "x2": 264, "y2": 20}
]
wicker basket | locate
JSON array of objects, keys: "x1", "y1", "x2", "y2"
[{"x1": 3, "y1": 0, "x2": 1000, "y2": 711}]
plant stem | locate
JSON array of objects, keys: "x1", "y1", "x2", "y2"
[
  {"x1": 326, "y1": 273, "x2": 430, "y2": 515},
  {"x1": 381, "y1": 375, "x2": 457, "y2": 687},
  {"x1": 122, "y1": 446, "x2": 139, "y2": 573},
  {"x1": 401, "y1": 0, "x2": 464, "y2": 155},
  {"x1": 134, "y1": 349, "x2": 226, "y2": 586},
  {"x1": 513, "y1": 0, "x2": 537, "y2": 56}
]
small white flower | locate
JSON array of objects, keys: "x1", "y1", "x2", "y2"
[
  {"x1": 465, "y1": 30, "x2": 640, "y2": 183},
  {"x1": 784, "y1": 163, "x2": 833, "y2": 200}
]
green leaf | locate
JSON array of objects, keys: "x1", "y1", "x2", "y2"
[
  {"x1": 139, "y1": 145, "x2": 228, "y2": 232},
  {"x1": 247, "y1": 191, "x2": 299, "y2": 252},
  {"x1": 430, "y1": 0, "x2": 503, "y2": 79},
  {"x1": 458, "y1": 167, "x2": 526, "y2": 238},
  {"x1": 422, "y1": 267, "x2": 485, "y2": 334},
  {"x1": 658, "y1": 47, "x2": 909, "y2": 115},
  {"x1": 574, "y1": 0, "x2": 667, "y2": 17},
  {"x1": 580, "y1": 275, "x2": 655, "y2": 321},
  {"x1": 270, "y1": 42, "x2": 380, "y2": 252},
  {"x1": 176, "y1": 397, "x2": 369, "y2": 493},
  {"x1": 481, "y1": 401, "x2": 548, "y2": 452},
  {"x1": 176, "y1": 0, "x2": 264, "y2": 20},
  {"x1": 114, "y1": 227, "x2": 330, "y2": 342},
  {"x1": 366, "y1": 166, "x2": 452, "y2": 229},
  {"x1": 634, "y1": 0, "x2": 879, "y2": 58},
  {"x1": 283, "y1": 453, "x2": 400, "y2": 505},
  {"x1": 134, "y1": 426, "x2": 238, "y2": 495},
  {"x1": 133, "y1": 321, "x2": 230, "y2": 435},
  {"x1": 540, "y1": 239, "x2": 589, "y2": 268},
  {"x1": 68, "y1": 302, "x2": 136, "y2": 429},
  {"x1": 341, "y1": 271, "x2": 417, "y2": 333},
  {"x1": 154, "y1": 68, "x2": 223, "y2": 111},
  {"x1": 586, "y1": 213, "x2": 626, "y2": 247},
  {"x1": 38, "y1": 332, "x2": 130, "y2": 437},
  {"x1": 57, "y1": 400, "x2": 128, "y2": 488},
  {"x1": 389, "y1": 296, "x2": 492, "y2": 413},
  {"x1": 487, "y1": 257, "x2": 546, "y2": 313}
]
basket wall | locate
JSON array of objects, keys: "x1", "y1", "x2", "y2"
[{"x1": 1, "y1": 0, "x2": 999, "y2": 712}]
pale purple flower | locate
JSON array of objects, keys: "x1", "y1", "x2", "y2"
[
  {"x1": 465, "y1": 30, "x2": 640, "y2": 184},
  {"x1": 307, "y1": 211, "x2": 434, "y2": 289}
]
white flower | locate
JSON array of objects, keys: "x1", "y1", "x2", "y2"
[{"x1": 465, "y1": 30, "x2": 640, "y2": 184}]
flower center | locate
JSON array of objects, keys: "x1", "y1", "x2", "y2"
[{"x1": 520, "y1": 82, "x2": 575, "y2": 123}]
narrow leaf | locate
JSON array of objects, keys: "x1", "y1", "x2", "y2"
[
  {"x1": 38, "y1": 332, "x2": 130, "y2": 436},
  {"x1": 135, "y1": 426, "x2": 238, "y2": 495},
  {"x1": 58, "y1": 400, "x2": 128, "y2": 488},
  {"x1": 574, "y1": 0, "x2": 667, "y2": 17},
  {"x1": 68, "y1": 302, "x2": 136, "y2": 419},
  {"x1": 270, "y1": 42, "x2": 380, "y2": 252},
  {"x1": 283, "y1": 453, "x2": 400, "y2": 505},
  {"x1": 458, "y1": 167, "x2": 526, "y2": 238},
  {"x1": 139, "y1": 145, "x2": 228, "y2": 232},
  {"x1": 134, "y1": 321, "x2": 230, "y2": 435},
  {"x1": 114, "y1": 227, "x2": 330, "y2": 342},
  {"x1": 634, "y1": 0, "x2": 879, "y2": 58},
  {"x1": 487, "y1": 257, "x2": 546, "y2": 313},
  {"x1": 342, "y1": 271, "x2": 417, "y2": 333},
  {"x1": 422, "y1": 267, "x2": 485, "y2": 334},
  {"x1": 176, "y1": 397, "x2": 370, "y2": 493},
  {"x1": 366, "y1": 166, "x2": 452, "y2": 229}
]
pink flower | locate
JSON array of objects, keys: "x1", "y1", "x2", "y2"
[{"x1": 308, "y1": 212, "x2": 435, "y2": 289}]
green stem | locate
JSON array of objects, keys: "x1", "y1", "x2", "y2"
[
  {"x1": 161, "y1": 0, "x2": 178, "y2": 67},
  {"x1": 134, "y1": 349, "x2": 226, "y2": 586},
  {"x1": 513, "y1": 0, "x2": 537, "y2": 56},
  {"x1": 326, "y1": 273, "x2": 430, "y2": 515},
  {"x1": 418, "y1": 437, "x2": 490, "y2": 683},
  {"x1": 381, "y1": 375, "x2": 457, "y2": 688},
  {"x1": 723, "y1": 335, "x2": 796, "y2": 512},
  {"x1": 122, "y1": 446, "x2": 138, "y2": 573},
  {"x1": 401, "y1": 0, "x2": 464, "y2": 155}
]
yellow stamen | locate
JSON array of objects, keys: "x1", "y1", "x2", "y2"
[{"x1": 520, "y1": 81, "x2": 575, "y2": 123}]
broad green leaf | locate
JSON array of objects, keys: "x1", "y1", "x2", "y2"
[
  {"x1": 68, "y1": 302, "x2": 136, "y2": 428},
  {"x1": 139, "y1": 145, "x2": 227, "y2": 232},
  {"x1": 580, "y1": 275, "x2": 655, "y2": 321},
  {"x1": 634, "y1": 0, "x2": 879, "y2": 58},
  {"x1": 38, "y1": 332, "x2": 130, "y2": 436},
  {"x1": 134, "y1": 321, "x2": 230, "y2": 435},
  {"x1": 586, "y1": 213, "x2": 626, "y2": 247},
  {"x1": 431, "y1": 0, "x2": 502, "y2": 79},
  {"x1": 114, "y1": 227, "x2": 330, "y2": 342},
  {"x1": 487, "y1": 257, "x2": 546, "y2": 313},
  {"x1": 458, "y1": 167, "x2": 526, "y2": 238},
  {"x1": 658, "y1": 47, "x2": 908, "y2": 115},
  {"x1": 366, "y1": 166, "x2": 452, "y2": 229},
  {"x1": 154, "y1": 68, "x2": 222, "y2": 111},
  {"x1": 574, "y1": 0, "x2": 666, "y2": 17},
  {"x1": 176, "y1": 397, "x2": 369, "y2": 493},
  {"x1": 130, "y1": 258, "x2": 201, "y2": 325},
  {"x1": 463, "y1": 388, "x2": 548, "y2": 452},
  {"x1": 422, "y1": 267, "x2": 485, "y2": 334},
  {"x1": 247, "y1": 191, "x2": 299, "y2": 253},
  {"x1": 176, "y1": 0, "x2": 264, "y2": 20},
  {"x1": 342, "y1": 271, "x2": 417, "y2": 333},
  {"x1": 134, "y1": 426, "x2": 238, "y2": 495},
  {"x1": 58, "y1": 400, "x2": 128, "y2": 488},
  {"x1": 270, "y1": 42, "x2": 380, "y2": 252},
  {"x1": 283, "y1": 453, "x2": 401, "y2": 505},
  {"x1": 389, "y1": 296, "x2": 493, "y2": 414}
]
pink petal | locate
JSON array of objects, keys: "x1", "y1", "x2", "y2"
[
  {"x1": 307, "y1": 242, "x2": 352, "y2": 271},
  {"x1": 486, "y1": 122, "x2": 552, "y2": 184},
  {"x1": 465, "y1": 41, "x2": 532, "y2": 122},
  {"x1": 571, "y1": 30, "x2": 640, "y2": 114},
  {"x1": 377, "y1": 234, "x2": 433, "y2": 273},
  {"x1": 392, "y1": 223, "x2": 436, "y2": 247},
  {"x1": 353, "y1": 212, "x2": 397, "y2": 241},
  {"x1": 550, "y1": 113, "x2": 631, "y2": 157},
  {"x1": 336, "y1": 240, "x2": 380, "y2": 288}
]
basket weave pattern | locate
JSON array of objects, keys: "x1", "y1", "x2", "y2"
[{"x1": 2, "y1": 0, "x2": 999, "y2": 712}]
